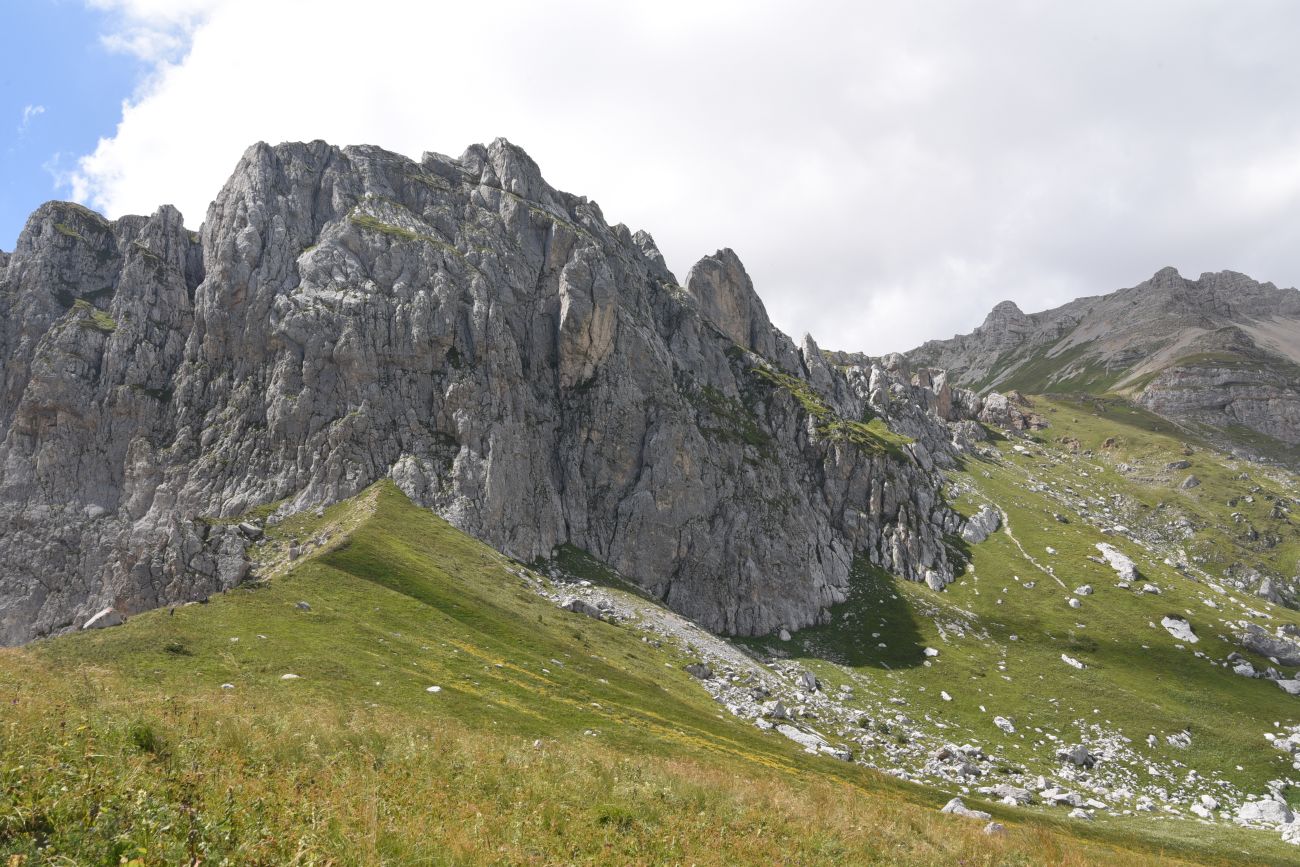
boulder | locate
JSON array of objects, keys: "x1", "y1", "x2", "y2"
[
  {"x1": 1236, "y1": 799, "x2": 1294, "y2": 825},
  {"x1": 1258, "y1": 578, "x2": 1284, "y2": 605},
  {"x1": 561, "y1": 598, "x2": 605, "y2": 621},
  {"x1": 763, "y1": 701, "x2": 791, "y2": 720},
  {"x1": 1160, "y1": 616, "x2": 1198, "y2": 644},
  {"x1": 978, "y1": 783, "x2": 1032, "y2": 805},
  {"x1": 1057, "y1": 744, "x2": 1096, "y2": 768},
  {"x1": 960, "y1": 505, "x2": 1001, "y2": 544},
  {"x1": 775, "y1": 724, "x2": 828, "y2": 753},
  {"x1": 1238, "y1": 623, "x2": 1300, "y2": 667},
  {"x1": 940, "y1": 797, "x2": 992, "y2": 820},
  {"x1": 82, "y1": 606, "x2": 124, "y2": 630},
  {"x1": 1041, "y1": 788, "x2": 1084, "y2": 807},
  {"x1": 1095, "y1": 543, "x2": 1138, "y2": 581}
]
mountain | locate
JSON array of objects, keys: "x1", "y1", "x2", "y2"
[
  {"x1": 0, "y1": 138, "x2": 1019, "y2": 646},
  {"x1": 901, "y1": 268, "x2": 1300, "y2": 463},
  {"x1": 5, "y1": 410, "x2": 1300, "y2": 863},
  {"x1": 6, "y1": 139, "x2": 1300, "y2": 863}
]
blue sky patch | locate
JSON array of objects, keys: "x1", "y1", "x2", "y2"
[{"x1": 1, "y1": 1, "x2": 140, "y2": 250}]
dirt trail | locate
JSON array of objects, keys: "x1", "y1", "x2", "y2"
[{"x1": 996, "y1": 506, "x2": 1068, "y2": 589}]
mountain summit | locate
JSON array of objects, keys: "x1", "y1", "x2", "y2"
[{"x1": 0, "y1": 138, "x2": 1010, "y2": 645}]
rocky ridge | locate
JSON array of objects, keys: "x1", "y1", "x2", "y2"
[
  {"x1": 0, "y1": 138, "x2": 1023, "y2": 646},
  {"x1": 896, "y1": 268, "x2": 1300, "y2": 462}
]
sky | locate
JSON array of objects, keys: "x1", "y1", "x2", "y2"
[{"x1": 5, "y1": 1, "x2": 1300, "y2": 354}]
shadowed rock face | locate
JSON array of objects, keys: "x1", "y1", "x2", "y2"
[{"x1": 0, "y1": 138, "x2": 969, "y2": 645}]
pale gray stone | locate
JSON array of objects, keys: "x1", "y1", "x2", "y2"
[
  {"x1": 960, "y1": 504, "x2": 1001, "y2": 544},
  {"x1": 1237, "y1": 798, "x2": 1294, "y2": 826},
  {"x1": 1239, "y1": 624, "x2": 1300, "y2": 667},
  {"x1": 0, "y1": 138, "x2": 968, "y2": 645},
  {"x1": 940, "y1": 797, "x2": 991, "y2": 820}
]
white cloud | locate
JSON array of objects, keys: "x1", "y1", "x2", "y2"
[
  {"x1": 70, "y1": 0, "x2": 1300, "y2": 353},
  {"x1": 87, "y1": 0, "x2": 217, "y2": 60},
  {"x1": 18, "y1": 104, "x2": 45, "y2": 134}
]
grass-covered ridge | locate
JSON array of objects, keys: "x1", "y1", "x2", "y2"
[{"x1": 0, "y1": 481, "x2": 1209, "y2": 865}]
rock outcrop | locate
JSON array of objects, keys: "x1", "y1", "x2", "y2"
[{"x1": 0, "y1": 138, "x2": 979, "y2": 645}]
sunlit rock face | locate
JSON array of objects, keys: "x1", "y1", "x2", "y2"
[{"x1": 0, "y1": 138, "x2": 970, "y2": 645}]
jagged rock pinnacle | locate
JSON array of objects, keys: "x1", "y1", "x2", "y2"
[{"x1": 0, "y1": 138, "x2": 970, "y2": 645}]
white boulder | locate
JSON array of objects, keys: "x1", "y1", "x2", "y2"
[
  {"x1": 82, "y1": 607, "x2": 124, "y2": 630},
  {"x1": 1160, "y1": 616, "x2": 1198, "y2": 644},
  {"x1": 1095, "y1": 543, "x2": 1137, "y2": 581}
]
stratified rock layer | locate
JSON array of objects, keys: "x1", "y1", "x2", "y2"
[{"x1": 0, "y1": 139, "x2": 974, "y2": 645}]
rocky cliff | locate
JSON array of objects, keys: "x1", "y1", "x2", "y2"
[
  {"x1": 0, "y1": 138, "x2": 997, "y2": 646},
  {"x1": 902, "y1": 267, "x2": 1300, "y2": 462}
]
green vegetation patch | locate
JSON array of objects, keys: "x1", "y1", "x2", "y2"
[
  {"x1": 975, "y1": 343, "x2": 1127, "y2": 395},
  {"x1": 685, "y1": 381, "x2": 774, "y2": 453},
  {"x1": 53, "y1": 222, "x2": 85, "y2": 241},
  {"x1": 751, "y1": 365, "x2": 912, "y2": 456},
  {"x1": 72, "y1": 298, "x2": 117, "y2": 333},
  {"x1": 349, "y1": 208, "x2": 471, "y2": 268}
]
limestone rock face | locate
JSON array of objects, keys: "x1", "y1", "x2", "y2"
[
  {"x1": 0, "y1": 138, "x2": 967, "y2": 645},
  {"x1": 1238, "y1": 624, "x2": 1300, "y2": 667},
  {"x1": 977, "y1": 300, "x2": 1033, "y2": 351},
  {"x1": 684, "y1": 247, "x2": 800, "y2": 369}
]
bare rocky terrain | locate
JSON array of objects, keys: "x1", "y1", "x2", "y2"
[
  {"x1": 0, "y1": 138, "x2": 1026, "y2": 645},
  {"x1": 895, "y1": 267, "x2": 1300, "y2": 465}
]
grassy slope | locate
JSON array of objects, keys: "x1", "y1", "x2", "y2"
[
  {"x1": 965, "y1": 336, "x2": 1300, "y2": 466},
  {"x1": 752, "y1": 396, "x2": 1300, "y2": 865},
  {"x1": 0, "y1": 482, "x2": 1194, "y2": 866},
  {"x1": 969, "y1": 344, "x2": 1128, "y2": 396}
]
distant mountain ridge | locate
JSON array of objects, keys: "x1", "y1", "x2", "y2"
[{"x1": 901, "y1": 267, "x2": 1300, "y2": 462}]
